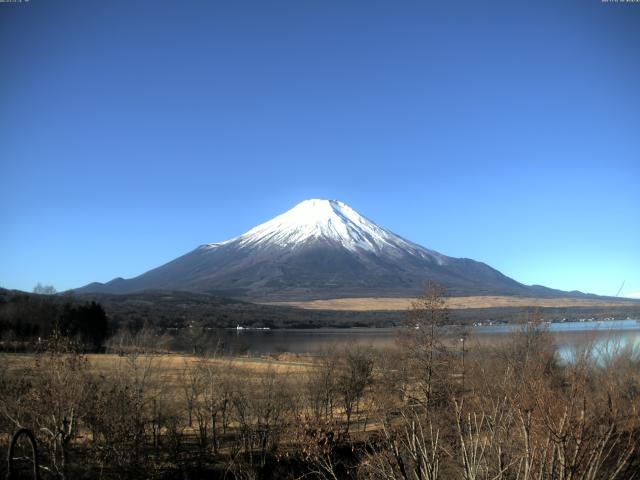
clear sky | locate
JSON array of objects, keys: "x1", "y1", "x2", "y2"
[{"x1": 1, "y1": 0, "x2": 639, "y2": 297}]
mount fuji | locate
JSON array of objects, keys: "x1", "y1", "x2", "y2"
[{"x1": 77, "y1": 199, "x2": 573, "y2": 300}]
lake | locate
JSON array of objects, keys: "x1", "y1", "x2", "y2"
[{"x1": 219, "y1": 319, "x2": 640, "y2": 358}]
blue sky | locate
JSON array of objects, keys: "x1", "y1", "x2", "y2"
[{"x1": 1, "y1": 0, "x2": 639, "y2": 297}]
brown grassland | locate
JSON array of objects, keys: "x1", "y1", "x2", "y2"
[
  {"x1": 266, "y1": 295, "x2": 640, "y2": 311},
  {"x1": 1, "y1": 290, "x2": 639, "y2": 480}
]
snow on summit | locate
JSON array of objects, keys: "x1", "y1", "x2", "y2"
[
  {"x1": 237, "y1": 199, "x2": 394, "y2": 251},
  {"x1": 207, "y1": 199, "x2": 445, "y2": 262},
  {"x1": 77, "y1": 198, "x2": 554, "y2": 298}
]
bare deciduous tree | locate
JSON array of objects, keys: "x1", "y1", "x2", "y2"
[
  {"x1": 336, "y1": 347, "x2": 373, "y2": 434},
  {"x1": 33, "y1": 283, "x2": 57, "y2": 295},
  {"x1": 403, "y1": 283, "x2": 452, "y2": 407}
]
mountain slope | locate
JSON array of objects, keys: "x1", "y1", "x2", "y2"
[{"x1": 77, "y1": 199, "x2": 574, "y2": 300}]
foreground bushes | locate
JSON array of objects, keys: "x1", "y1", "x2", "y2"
[{"x1": 1, "y1": 323, "x2": 639, "y2": 479}]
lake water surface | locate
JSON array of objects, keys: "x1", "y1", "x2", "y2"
[{"x1": 221, "y1": 319, "x2": 640, "y2": 357}]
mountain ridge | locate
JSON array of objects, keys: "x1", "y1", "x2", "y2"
[{"x1": 75, "y1": 199, "x2": 597, "y2": 301}]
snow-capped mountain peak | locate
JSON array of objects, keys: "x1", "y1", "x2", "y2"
[
  {"x1": 76, "y1": 199, "x2": 543, "y2": 300},
  {"x1": 239, "y1": 198, "x2": 387, "y2": 251},
  {"x1": 209, "y1": 199, "x2": 440, "y2": 260}
]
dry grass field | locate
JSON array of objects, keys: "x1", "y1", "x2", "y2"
[
  {"x1": 1, "y1": 351, "x2": 315, "y2": 385},
  {"x1": 2, "y1": 322, "x2": 640, "y2": 479},
  {"x1": 266, "y1": 295, "x2": 640, "y2": 311}
]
